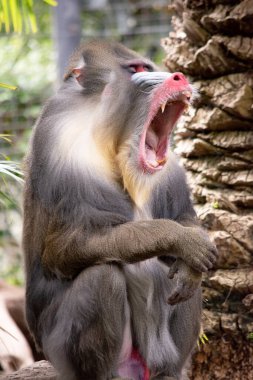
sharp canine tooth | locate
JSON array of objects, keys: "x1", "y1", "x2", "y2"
[{"x1": 161, "y1": 102, "x2": 166, "y2": 113}]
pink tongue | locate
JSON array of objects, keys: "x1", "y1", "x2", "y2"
[
  {"x1": 146, "y1": 146, "x2": 159, "y2": 167},
  {"x1": 145, "y1": 129, "x2": 160, "y2": 167},
  {"x1": 146, "y1": 129, "x2": 158, "y2": 149}
]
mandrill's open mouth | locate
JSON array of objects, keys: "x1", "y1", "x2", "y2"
[{"x1": 139, "y1": 90, "x2": 191, "y2": 174}]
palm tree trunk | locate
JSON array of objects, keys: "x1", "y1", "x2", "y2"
[
  {"x1": 162, "y1": 1, "x2": 253, "y2": 379},
  {"x1": 53, "y1": 0, "x2": 82, "y2": 82}
]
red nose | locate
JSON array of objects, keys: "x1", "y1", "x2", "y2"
[
  {"x1": 151, "y1": 71, "x2": 192, "y2": 111},
  {"x1": 166, "y1": 72, "x2": 189, "y2": 86}
]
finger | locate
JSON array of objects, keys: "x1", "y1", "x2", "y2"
[
  {"x1": 168, "y1": 263, "x2": 178, "y2": 279},
  {"x1": 204, "y1": 242, "x2": 218, "y2": 260},
  {"x1": 198, "y1": 253, "x2": 215, "y2": 270},
  {"x1": 168, "y1": 290, "x2": 181, "y2": 305},
  {"x1": 167, "y1": 283, "x2": 182, "y2": 304},
  {"x1": 205, "y1": 259, "x2": 214, "y2": 269},
  {"x1": 192, "y1": 259, "x2": 209, "y2": 272},
  {"x1": 169, "y1": 289, "x2": 192, "y2": 305},
  {"x1": 168, "y1": 283, "x2": 190, "y2": 305},
  {"x1": 208, "y1": 248, "x2": 218, "y2": 262},
  {"x1": 211, "y1": 246, "x2": 218, "y2": 257},
  {"x1": 208, "y1": 254, "x2": 216, "y2": 264}
]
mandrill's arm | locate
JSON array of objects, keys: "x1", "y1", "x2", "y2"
[{"x1": 42, "y1": 215, "x2": 217, "y2": 279}]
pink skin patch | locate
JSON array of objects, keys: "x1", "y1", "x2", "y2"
[
  {"x1": 138, "y1": 72, "x2": 193, "y2": 174},
  {"x1": 118, "y1": 348, "x2": 150, "y2": 380}
]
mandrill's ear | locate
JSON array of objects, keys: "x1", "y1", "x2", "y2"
[
  {"x1": 64, "y1": 57, "x2": 86, "y2": 85},
  {"x1": 71, "y1": 66, "x2": 85, "y2": 86}
]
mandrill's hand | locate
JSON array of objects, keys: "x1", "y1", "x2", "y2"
[
  {"x1": 167, "y1": 259, "x2": 202, "y2": 305},
  {"x1": 174, "y1": 226, "x2": 218, "y2": 273}
]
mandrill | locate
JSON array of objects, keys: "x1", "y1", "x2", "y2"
[{"x1": 23, "y1": 40, "x2": 217, "y2": 380}]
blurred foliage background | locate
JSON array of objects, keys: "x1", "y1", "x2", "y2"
[{"x1": 0, "y1": 0, "x2": 171, "y2": 286}]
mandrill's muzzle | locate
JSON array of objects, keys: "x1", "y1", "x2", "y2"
[{"x1": 131, "y1": 71, "x2": 193, "y2": 174}]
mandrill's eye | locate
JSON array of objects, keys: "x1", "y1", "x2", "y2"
[
  {"x1": 123, "y1": 60, "x2": 154, "y2": 75},
  {"x1": 128, "y1": 64, "x2": 152, "y2": 74}
]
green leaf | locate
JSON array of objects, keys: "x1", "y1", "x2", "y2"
[
  {"x1": 0, "y1": 0, "x2": 38, "y2": 33},
  {"x1": 0, "y1": 8, "x2": 4, "y2": 32},
  {"x1": 212, "y1": 201, "x2": 219, "y2": 209},
  {"x1": 25, "y1": 0, "x2": 37, "y2": 33},
  {"x1": 21, "y1": 0, "x2": 30, "y2": 33},
  {"x1": 197, "y1": 331, "x2": 209, "y2": 348},
  {"x1": 0, "y1": 190, "x2": 16, "y2": 205},
  {"x1": 0, "y1": 82, "x2": 17, "y2": 90},
  {"x1": 9, "y1": 0, "x2": 18, "y2": 32},
  {"x1": 0, "y1": 134, "x2": 12, "y2": 143},
  {"x1": 247, "y1": 332, "x2": 253, "y2": 340},
  {"x1": 0, "y1": 161, "x2": 24, "y2": 183},
  {"x1": 1, "y1": 0, "x2": 10, "y2": 32},
  {"x1": 16, "y1": 0, "x2": 22, "y2": 33},
  {"x1": 43, "y1": 0, "x2": 58, "y2": 6}
]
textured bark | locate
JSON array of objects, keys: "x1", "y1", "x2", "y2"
[{"x1": 163, "y1": 1, "x2": 253, "y2": 379}]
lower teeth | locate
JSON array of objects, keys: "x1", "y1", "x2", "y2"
[{"x1": 148, "y1": 160, "x2": 159, "y2": 168}]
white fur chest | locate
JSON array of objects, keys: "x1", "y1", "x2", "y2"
[{"x1": 133, "y1": 203, "x2": 152, "y2": 221}]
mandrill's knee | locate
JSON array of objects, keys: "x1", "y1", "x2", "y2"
[{"x1": 74, "y1": 263, "x2": 127, "y2": 301}]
